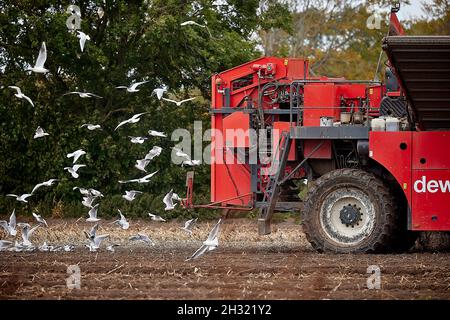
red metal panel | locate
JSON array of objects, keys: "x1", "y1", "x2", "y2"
[
  {"x1": 286, "y1": 58, "x2": 309, "y2": 79},
  {"x1": 303, "y1": 84, "x2": 340, "y2": 126},
  {"x1": 369, "y1": 132, "x2": 412, "y2": 204},
  {"x1": 273, "y1": 122, "x2": 296, "y2": 161},
  {"x1": 411, "y1": 170, "x2": 450, "y2": 230},
  {"x1": 412, "y1": 132, "x2": 450, "y2": 170},
  {"x1": 223, "y1": 112, "x2": 250, "y2": 148},
  {"x1": 304, "y1": 140, "x2": 331, "y2": 159}
]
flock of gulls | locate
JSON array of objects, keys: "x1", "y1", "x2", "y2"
[{"x1": 0, "y1": 11, "x2": 221, "y2": 261}]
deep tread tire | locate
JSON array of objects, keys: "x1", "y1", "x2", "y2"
[{"x1": 303, "y1": 169, "x2": 397, "y2": 253}]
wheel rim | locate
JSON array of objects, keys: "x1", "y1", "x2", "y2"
[{"x1": 319, "y1": 188, "x2": 376, "y2": 246}]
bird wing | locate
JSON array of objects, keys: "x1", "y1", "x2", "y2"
[
  {"x1": 87, "y1": 93, "x2": 103, "y2": 98},
  {"x1": 35, "y1": 42, "x2": 47, "y2": 68},
  {"x1": 163, "y1": 190, "x2": 174, "y2": 208},
  {"x1": 89, "y1": 223, "x2": 99, "y2": 237},
  {"x1": 28, "y1": 225, "x2": 40, "y2": 239},
  {"x1": 0, "y1": 221, "x2": 9, "y2": 233},
  {"x1": 89, "y1": 204, "x2": 99, "y2": 218},
  {"x1": 186, "y1": 244, "x2": 209, "y2": 261},
  {"x1": 31, "y1": 182, "x2": 44, "y2": 194},
  {"x1": 8, "y1": 86, "x2": 21, "y2": 94},
  {"x1": 180, "y1": 97, "x2": 196, "y2": 104},
  {"x1": 6, "y1": 194, "x2": 18, "y2": 198},
  {"x1": 207, "y1": 219, "x2": 222, "y2": 242},
  {"x1": 9, "y1": 209, "x2": 16, "y2": 229},
  {"x1": 116, "y1": 86, "x2": 128, "y2": 89},
  {"x1": 130, "y1": 81, "x2": 149, "y2": 90},
  {"x1": 22, "y1": 95, "x2": 34, "y2": 107},
  {"x1": 162, "y1": 98, "x2": 178, "y2": 105},
  {"x1": 94, "y1": 234, "x2": 109, "y2": 247},
  {"x1": 142, "y1": 170, "x2": 158, "y2": 180},
  {"x1": 73, "y1": 164, "x2": 86, "y2": 171},
  {"x1": 114, "y1": 119, "x2": 130, "y2": 131}
]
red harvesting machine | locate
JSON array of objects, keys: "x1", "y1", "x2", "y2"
[{"x1": 184, "y1": 7, "x2": 450, "y2": 253}]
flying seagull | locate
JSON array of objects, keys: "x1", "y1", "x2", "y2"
[
  {"x1": 162, "y1": 97, "x2": 196, "y2": 106},
  {"x1": 73, "y1": 186, "x2": 90, "y2": 195},
  {"x1": 82, "y1": 194, "x2": 97, "y2": 209},
  {"x1": 80, "y1": 123, "x2": 101, "y2": 131},
  {"x1": 32, "y1": 212, "x2": 48, "y2": 228},
  {"x1": 8, "y1": 86, "x2": 35, "y2": 107},
  {"x1": 113, "y1": 209, "x2": 129, "y2": 230},
  {"x1": 84, "y1": 223, "x2": 99, "y2": 241},
  {"x1": 122, "y1": 190, "x2": 143, "y2": 202},
  {"x1": 181, "y1": 218, "x2": 197, "y2": 236},
  {"x1": 0, "y1": 209, "x2": 17, "y2": 236},
  {"x1": 6, "y1": 193, "x2": 32, "y2": 203},
  {"x1": 129, "y1": 136, "x2": 148, "y2": 144},
  {"x1": 173, "y1": 147, "x2": 191, "y2": 160},
  {"x1": 64, "y1": 164, "x2": 86, "y2": 178},
  {"x1": 86, "y1": 204, "x2": 100, "y2": 222},
  {"x1": 27, "y1": 42, "x2": 49, "y2": 73},
  {"x1": 89, "y1": 188, "x2": 104, "y2": 198},
  {"x1": 31, "y1": 178, "x2": 58, "y2": 194},
  {"x1": 119, "y1": 170, "x2": 158, "y2": 184},
  {"x1": 152, "y1": 87, "x2": 167, "y2": 100},
  {"x1": 86, "y1": 233, "x2": 109, "y2": 252},
  {"x1": 163, "y1": 189, "x2": 178, "y2": 211},
  {"x1": 182, "y1": 159, "x2": 201, "y2": 167},
  {"x1": 67, "y1": 149, "x2": 86, "y2": 163},
  {"x1": 77, "y1": 31, "x2": 91, "y2": 52},
  {"x1": 115, "y1": 112, "x2": 148, "y2": 131},
  {"x1": 63, "y1": 92, "x2": 103, "y2": 98},
  {"x1": 134, "y1": 159, "x2": 150, "y2": 172},
  {"x1": 186, "y1": 219, "x2": 222, "y2": 261},
  {"x1": 33, "y1": 126, "x2": 49, "y2": 139},
  {"x1": 148, "y1": 130, "x2": 167, "y2": 137},
  {"x1": 129, "y1": 233, "x2": 155, "y2": 245},
  {"x1": 145, "y1": 146, "x2": 162, "y2": 160},
  {"x1": 18, "y1": 223, "x2": 40, "y2": 247},
  {"x1": 116, "y1": 81, "x2": 149, "y2": 93},
  {"x1": 148, "y1": 213, "x2": 166, "y2": 222}
]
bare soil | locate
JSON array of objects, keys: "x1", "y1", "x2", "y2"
[{"x1": 0, "y1": 218, "x2": 449, "y2": 300}]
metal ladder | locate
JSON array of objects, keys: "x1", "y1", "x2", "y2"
[{"x1": 258, "y1": 131, "x2": 292, "y2": 235}]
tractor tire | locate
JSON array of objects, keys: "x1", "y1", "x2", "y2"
[{"x1": 303, "y1": 169, "x2": 397, "y2": 253}]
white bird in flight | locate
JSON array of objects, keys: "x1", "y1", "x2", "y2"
[
  {"x1": 122, "y1": 190, "x2": 143, "y2": 202},
  {"x1": 18, "y1": 223, "x2": 40, "y2": 247},
  {"x1": 82, "y1": 194, "x2": 97, "y2": 209},
  {"x1": 113, "y1": 209, "x2": 129, "y2": 230},
  {"x1": 0, "y1": 240, "x2": 13, "y2": 251},
  {"x1": 173, "y1": 147, "x2": 191, "y2": 160},
  {"x1": 77, "y1": 31, "x2": 91, "y2": 52},
  {"x1": 163, "y1": 189, "x2": 177, "y2": 211},
  {"x1": 182, "y1": 159, "x2": 201, "y2": 167},
  {"x1": 8, "y1": 86, "x2": 35, "y2": 107},
  {"x1": 6, "y1": 193, "x2": 32, "y2": 203},
  {"x1": 0, "y1": 209, "x2": 17, "y2": 236},
  {"x1": 86, "y1": 233, "x2": 109, "y2": 252},
  {"x1": 27, "y1": 42, "x2": 49, "y2": 73},
  {"x1": 67, "y1": 149, "x2": 86, "y2": 164},
  {"x1": 148, "y1": 213, "x2": 166, "y2": 222},
  {"x1": 152, "y1": 87, "x2": 167, "y2": 100},
  {"x1": 73, "y1": 186, "x2": 90, "y2": 195},
  {"x1": 181, "y1": 218, "x2": 197, "y2": 236},
  {"x1": 129, "y1": 136, "x2": 148, "y2": 144},
  {"x1": 148, "y1": 130, "x2": 167, "y2": 137},
  {"x1": 116, "y1": 81, "x2": 149, "y2": 93},
  {"x1": 134, "y1": 159, "x2": 150, "y2": 172},
  {"x1": 80, "y1": 123, "x2": 101, "y2": 131},
  {"x1": 129, "y1": 233, "x2": 155, "y2": 245},
  {"x1": 84, "y1": 223, "x2": 99, "y2": 241},
  {"x1": 31, "y1": 178, "x2": 58, "y2": 194},
  {"x1": 86, "y1": 204, "x2": 100, "y2": 222},
  {"x1": 186, "y1": 219, "x2": 222, "y2": 261},
  {"x1": 145, "y1": 146, "x2": 162, "y2": 160},
  {"x1": 32, "y1": 212, "x2": 48, "y2": 228},
  {"x1": 115, "y1": 112, "x2": 148, "y2": 131},
  {"x1": 119, "y1": 170, "x2": 158, "y2": 184},
  {"x1": 63, "y1": 92, "x2": 103, "y2": 98},
  {"x1": 162, "y1": 97, "x2": 196, "y2": 106},
  {"x1": 33, "y1": 126, "x2": 49, "y2": 139},
  {"x1": 89, "y1": 188, "x2": 104, "y2": 198},
  {"x1": 64, "y1": 164, "x2": 86, "y2": 178}
]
